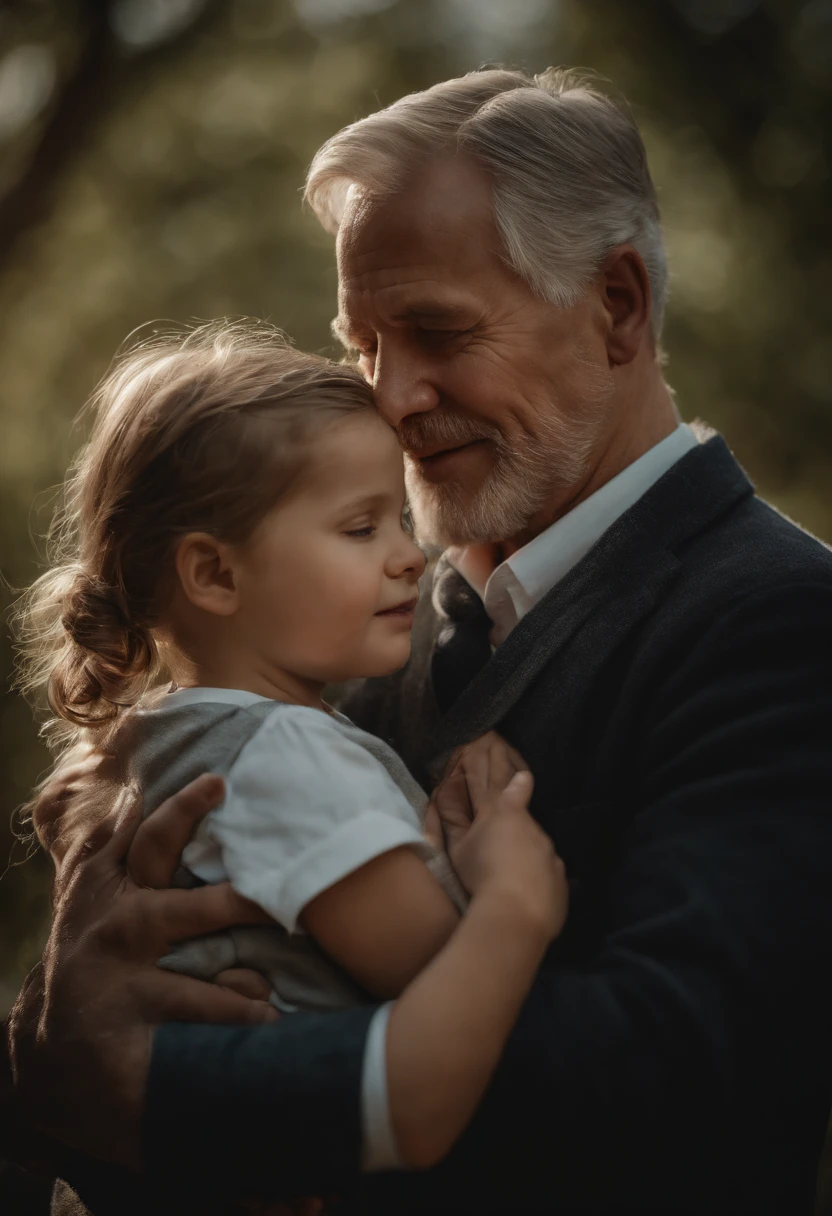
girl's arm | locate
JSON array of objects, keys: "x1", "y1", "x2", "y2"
[
  {"x1": 302, "y1": 743, "x2": 567, "y2": 1170},
  {"x1": 300, "y1": 845, "x2": 460, "y2": 999},
  {"x1": 386, "y1": 879, "x2": 555, "y2": 1169},
  {"x1": 298, "y1": 729, "x2": 532, "y2": 999}
]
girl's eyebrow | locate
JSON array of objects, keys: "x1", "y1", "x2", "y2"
[{"x1": 336, "y1": 491, "x2": 393, "y2": 514}]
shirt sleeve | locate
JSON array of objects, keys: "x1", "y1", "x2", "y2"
[
  {"x1": 185, "y1": 707, "x2": 433, "y2": 932},
  {"x1": 360, "y1": 1002, "x2": 405, "y2": 1172}
]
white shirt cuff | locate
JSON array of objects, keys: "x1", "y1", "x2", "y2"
[{"x1": 361, "y1": 1002, "x2": 405, "y2": 1172}]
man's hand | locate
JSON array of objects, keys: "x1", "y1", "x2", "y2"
[
  {"x1": 8, "y1": 770, "x2": 276, "y2": 1174},
  {"x1": 124, "y1": 768, "x2": 273, "y2": 1002}
]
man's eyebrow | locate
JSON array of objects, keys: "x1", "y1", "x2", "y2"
[
  {"x1": 330, "y1": 315, "x2": 369, "y2": 349},
  {"x1": 331, "y1": 301, "x2": 471, "y2": 348}
]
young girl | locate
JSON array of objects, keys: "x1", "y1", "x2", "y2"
[{"x1": 18, "y1": 319, "x2": 568, "y2": 1173}]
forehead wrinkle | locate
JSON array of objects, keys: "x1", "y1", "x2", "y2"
[{"x1": 340, "y1": 278, "x2": 476, "y2": 335}]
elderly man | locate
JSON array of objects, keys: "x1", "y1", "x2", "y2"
[{"x1": 4, "y1": 67, "x2": 832, "y2": 1215}]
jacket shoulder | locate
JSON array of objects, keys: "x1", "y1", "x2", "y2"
[{"x1": 677, "y1": 492, "x2": 832, "y2": 607}]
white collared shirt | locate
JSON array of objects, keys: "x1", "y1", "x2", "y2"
[
  {"x1": 360, "y1": 422, "x2": 700, "y2": 1171},
  {"x1": 449, "y1": 423, "x2": 699, "y2": 645}
]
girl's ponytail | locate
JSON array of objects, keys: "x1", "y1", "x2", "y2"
[
  {"x1": 16, "y1": 559, "x2": 156, "y2": 749},
  {"x1": 52, "y1": 570, "x2": 154, "y2": 725}
]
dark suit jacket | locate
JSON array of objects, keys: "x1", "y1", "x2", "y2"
[{"x1": 55, "y1": 434, "x2": 832, "y2": 1214}]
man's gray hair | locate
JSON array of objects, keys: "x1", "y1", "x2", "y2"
[{"x1": 305, "y1": 67, "x2": 668, "y2": 340}]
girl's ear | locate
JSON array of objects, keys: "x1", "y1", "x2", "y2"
[{"x1": 175, "y1": 533, "x2": 240, "y2": 616}]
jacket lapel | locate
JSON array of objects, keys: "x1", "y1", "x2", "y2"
[{"x1": 429, "y1": 435, "x2": 754, "y2": 759}]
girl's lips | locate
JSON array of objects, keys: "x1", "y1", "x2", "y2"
[{"x1": 376, "y1": 598, "x2": 418, "y2": 616}]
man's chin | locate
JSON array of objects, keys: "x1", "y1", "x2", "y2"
[{"x1": 409, "y1": 492, "x2": 504, "y2": 549}]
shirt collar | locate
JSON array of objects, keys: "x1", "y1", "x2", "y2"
[
  {"x1": 449, "y1": 423, "x2": 699, "y2": 645},
  {"x1": 164, "y1": 686, "x2": 273, "y2": 709},
  {"x1": 160, "y1": 685, "x2": 351, "y2": 725}
]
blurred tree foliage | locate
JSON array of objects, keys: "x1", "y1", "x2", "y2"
[{"x1": 0, "y1": 0, "x2": 830, "y2": 1208}]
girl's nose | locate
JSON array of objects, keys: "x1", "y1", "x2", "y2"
[
  {"x1": 392, "y1": 534, "x2": 427, "y2": 580},
  {"x1": 408, "y1": 539, "x2": 428, "y2": 579}
]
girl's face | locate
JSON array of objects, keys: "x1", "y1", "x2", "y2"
[{"x1": 233, "y1": 411, "x2": 426, "y2": 685}]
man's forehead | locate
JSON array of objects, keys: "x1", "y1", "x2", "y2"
[{"x1": 336, "y1": 152, "x2": 498, "y2": 280}]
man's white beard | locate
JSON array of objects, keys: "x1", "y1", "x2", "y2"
[{"x1": 406, "y1": 390, "x2": 611, "y2": 547}]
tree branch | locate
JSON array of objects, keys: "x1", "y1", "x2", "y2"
[{"x1": 0, "y1": 0, "x2": 224, "y2": 274}]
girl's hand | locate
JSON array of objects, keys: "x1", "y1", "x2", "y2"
[
  {"x1": 448, "y1": 740, "x2": 569, "y2": 942},
  {"x1": 429, "y1": 730, "x2": 527, "y2": 853}
]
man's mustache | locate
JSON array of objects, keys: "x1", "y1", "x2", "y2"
[{"x1": 397, "y1": 411, "x2": 495, "y2": 457}]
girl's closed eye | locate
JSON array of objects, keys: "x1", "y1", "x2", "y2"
[{"x1": 345, "y1": 524, "x2": 376, "y2": 538}]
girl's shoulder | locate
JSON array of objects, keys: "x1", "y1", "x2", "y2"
[{"x1": 238, "y1": 700, "x2": 384, "y2": 773}]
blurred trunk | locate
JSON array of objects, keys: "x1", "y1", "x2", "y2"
[{"x1": 0, "y1": 0, "x2": 223, "y2": 272}]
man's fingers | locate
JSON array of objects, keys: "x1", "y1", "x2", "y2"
[
  {"x1": 7, "y1": 961, "x2": 46, "y2": 1063},
  {"x1": 44, "y1": 740, "x2": 103, "y2": 793},
  {"x1": 35, "y1": 746, "x2": 116, "y2": 862},
  {"x1": 93, "y1": 781, "x2": 144, "y2": 866},
  {"x1": 145, "y1": 969, "x2": 278, "y2": 1026},
  {"x1": 127, "y1": 774, "x2": 225, "y2": 888},
  {"x1": 136, "y1": 883, "x2": 272, "y2": 954},
  {"x1": 215, "y1": 969, "x2": 273, "y2": 1002}
]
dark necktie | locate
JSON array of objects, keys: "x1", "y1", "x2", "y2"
[{"x1": 430, "y1": 554, "x2": 494, "y2": 714}]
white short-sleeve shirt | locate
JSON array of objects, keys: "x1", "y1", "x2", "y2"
[{"x1": 163, "y1": 687, "x2": 439, "y2": 932}]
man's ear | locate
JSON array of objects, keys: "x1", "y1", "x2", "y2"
[
  {"x1": 600, "y1": 245, "x2": 652, "y2": 366},
  {"x1": 175, "y1": 532, "x2": 239, "y2": 616}
]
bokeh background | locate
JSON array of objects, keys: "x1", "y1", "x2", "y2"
[{"x1": 0, "y1": 0, "x2": 830, "y2": 1210}]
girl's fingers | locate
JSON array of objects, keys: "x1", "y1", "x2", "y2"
[
  {"x1": 487, "y1": 735, "x2": 517, "y2": 791},
  {"x1": 434, "y1": 765, "x2": 472, "y2": 829},
  {"x1": 127, "y1": 773, "x2": 226, "y2": 888},
  {"x1": 465, "y1": 731, "x2": 530, "y2": 797},
  {"x1": 497, "y1": 770, "x2": 534, "y2": 812},
  {"x1": 461, "y1": 742, "x2": 491, "y2": 810},
  {"x1": 423, "y1": 798, "x2": 444, "y2": 851},
  {"x1": 501, "y1": 739, "x2": 528, "y2": 772},
  {"x1": 432, "y1": 770, "x2": 472, "y2": 852}
]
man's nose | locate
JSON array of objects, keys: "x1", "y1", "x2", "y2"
[{"x1": 373, "y1": 345, "x2": 439, "y2": 427}]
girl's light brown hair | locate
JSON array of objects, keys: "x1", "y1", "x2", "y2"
[{"x1": 15, "y1": 319, "x2": 375, "y2": 754}]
